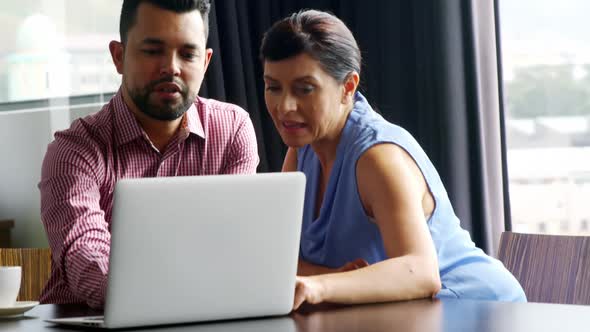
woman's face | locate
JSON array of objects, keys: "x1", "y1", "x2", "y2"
[{"x1": 263, "y1": 53, "x2": 350, "y2": 148}]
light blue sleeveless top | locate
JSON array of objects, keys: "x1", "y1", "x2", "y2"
[{"x1": 297, "y1": 92, "x2": 526, "y2": 302}]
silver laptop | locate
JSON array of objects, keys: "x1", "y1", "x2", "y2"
[{"x1": 46, "y1": 172, "x2": 305, "y2": 329}]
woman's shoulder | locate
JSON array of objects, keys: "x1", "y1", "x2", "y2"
[
  {"x1": 348, "y1": 94, "x2": 416, "y2": 145},
  {"x1": 346, "y1": 110, "x2": 422, "y2": 162}
]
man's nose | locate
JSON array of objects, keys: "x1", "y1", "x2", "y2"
[{"x1": 160, "y1": 53, "x2": 181, "y2": 77}]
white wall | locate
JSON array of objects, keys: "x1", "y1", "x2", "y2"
[{"x1": 0, "y1": 105, "x2": 98, "y2": 247}]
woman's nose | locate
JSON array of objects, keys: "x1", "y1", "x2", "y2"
[{"x1": 277, "y1": 93, "x2": 297, "y2": 115}]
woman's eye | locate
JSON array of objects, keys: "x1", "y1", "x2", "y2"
[{"x1": 298, "y1": 85, "x2": 314, "y2": 95}]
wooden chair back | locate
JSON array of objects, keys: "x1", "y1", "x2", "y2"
[
  {"x1": 0, "y1": 248, "x2": 52, "y2": 301},
  {"x1": 498, "y1": 232, "x2": 590, "y2": 304}
]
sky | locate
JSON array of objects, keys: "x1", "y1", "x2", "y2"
[{"x1": 499, "y1": 0, "x2": 590, "y2": 56}]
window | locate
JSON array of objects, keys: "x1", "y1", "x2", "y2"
[
  {"x1": 500, "y1": 0, "x2": 590, "y2": 235},
  {"x1": 0, "y1": 1, "x2": 121, "y2": 247},
  {"x1": 0, "y1": 0, "x2": 121, "y2": 108},
  {"x1": 581, "y1": 219, "x2": 589, "y2": 232}
]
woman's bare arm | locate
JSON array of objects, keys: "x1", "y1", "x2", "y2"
[{"x1": 293, "y1": 143, "x2": 440, "y2": 309}]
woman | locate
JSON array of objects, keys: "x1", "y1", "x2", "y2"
[{"x1": 260, "y1": 10, "x2": 526, "y2": 310}]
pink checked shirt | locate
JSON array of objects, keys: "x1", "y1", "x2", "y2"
[{"x1": 39, "y1": 90, "x2": 259, "y2": 308}]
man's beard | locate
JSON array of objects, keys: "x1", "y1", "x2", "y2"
[{"x1": 127, "y1": 76, "x2": 194, "y2": 121}]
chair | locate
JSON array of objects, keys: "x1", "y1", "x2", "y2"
[
  {"x1": 0, "y1": 248, "x2": 51, "y2": 301},
  {"x1": 497, "y1": 232, "x2": 590, "y2": 305}
]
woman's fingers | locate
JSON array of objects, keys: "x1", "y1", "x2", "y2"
[
  {"x1": 293, "y1": 277, "x2": 307, "y2": 310},
  {"x1": 352, "y1": 258, "x2": 369, "y2": 269},
  {"x1": 340, "y1": 258, "x2": 369, "y2": 271}
]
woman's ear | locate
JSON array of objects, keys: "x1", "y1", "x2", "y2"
[{"x1": 342, "y1": 71, "x2": 360, "y2": 104}]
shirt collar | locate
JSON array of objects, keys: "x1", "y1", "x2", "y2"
[
  {"x1": 112, "y1": 89, "x2": 206, "y2": 147},
  {"x1": 186, "y1": 97, "x2": 205, "y2": 139}
]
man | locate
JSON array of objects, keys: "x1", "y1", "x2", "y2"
[{"x1": 39, "y1": 0, "x2": 259, "y2": 308}]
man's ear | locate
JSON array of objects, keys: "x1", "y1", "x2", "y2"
[
  {"x1": 342, "y1": 71, "x2": 360, "y2": 104},
  {"x1": 109, "y1": 40, "x2": 125, "y2": 75},
  {"x1": 202, "y1": 48, "x2": 213, "y2": 73}
]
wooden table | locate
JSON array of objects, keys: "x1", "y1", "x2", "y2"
[{"x1": 2, "y1": 298, "x2": 590, "y2": 331}]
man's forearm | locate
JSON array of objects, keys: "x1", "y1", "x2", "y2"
[{"x1": 64, "y1": 242, "x2": 110, "y2": 308}]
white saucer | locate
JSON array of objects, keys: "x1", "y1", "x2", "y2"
[{"x1": 0, "y1": 301, "x2": 39, "y2": 318}]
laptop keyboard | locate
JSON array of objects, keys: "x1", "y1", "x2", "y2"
[{"x1": 84, "y1": 316, "x2": 104, "y2": 321}]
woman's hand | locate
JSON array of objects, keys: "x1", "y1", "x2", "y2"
[
  {"x1": 337, "y1": 258, "x2": 369, "y2": 272},
  {"x1": 298, "y1": 258, "x2": 369, "y2": 276},
  {"x1": 293, "y1": 259, "x2": 369, "y2": 310},
  {"x1": 293, "y1": 276, "x2": 325, "y2": 310}
]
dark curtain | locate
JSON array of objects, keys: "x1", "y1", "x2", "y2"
[{"x1": 200, "y1": 0, "x2": 495, "y2": 253}]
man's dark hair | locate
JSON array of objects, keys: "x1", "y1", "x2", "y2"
[
  {"x1": 260, "y1": 10, "x2": 361, "y2": 83},
  {"x1": 119, "y1": 0, "x2": 211, "y2": 44}
]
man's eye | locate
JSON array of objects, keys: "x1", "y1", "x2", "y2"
[
  {"x1": 182, "y1": 52, "x2": 197, "y2": 60},
  {"x1": 265, "y1": 86, "x2": 280, "y2": 92},
  {"x1": 141, "y1": 49, "x2": 161, "y2": 55}
]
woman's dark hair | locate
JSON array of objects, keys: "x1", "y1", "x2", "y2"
[
  {"x1": 119, "y1": 0, "x2": 211, "y2": 44},
  {"x1": 260, "y1": 10, "x2": 361, "y2": 83}
]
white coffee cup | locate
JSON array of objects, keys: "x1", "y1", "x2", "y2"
[{"x1": 0, "y1": 266, "x2": 22, "y2": 307}]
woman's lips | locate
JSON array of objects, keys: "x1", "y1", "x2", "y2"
[{"x1": 282, "y1": 121, "x2": 307, "y2": 133}]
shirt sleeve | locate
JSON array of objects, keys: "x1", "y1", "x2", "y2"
[
  {"x1": 223, "y1": 113, "x2": 259, "y2": 174},
  {"x1": 39, "y1": 137, "x2": 109, "y2": 308}
]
